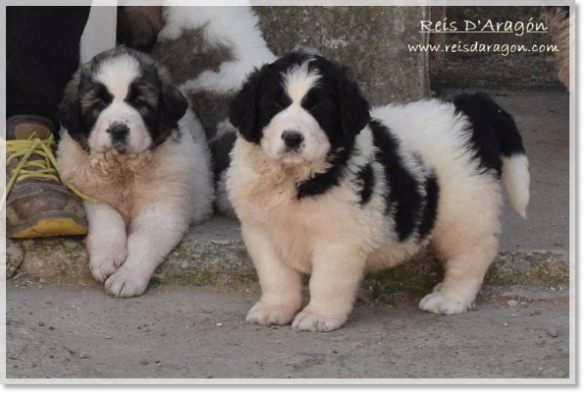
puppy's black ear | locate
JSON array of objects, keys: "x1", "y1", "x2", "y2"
[
  {"x1": 161, "y1": 84, "x2": 188, "y2": 128},
  {"x1": 58, "y1": 70, "x2": 88, "y2": 148},
  {"x1": 335, "y1": 67, "x2": 371, "y2": 136},
  {"x1": 229, "y1": 65, "x2": 268, "y2": 143}
]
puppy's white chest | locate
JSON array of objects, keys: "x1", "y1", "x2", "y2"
[{"x1": 237, "y1": 179, "x2": 314, "y2": 272}]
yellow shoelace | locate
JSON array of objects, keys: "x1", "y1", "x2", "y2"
[{"x1": 1, "y1": 133, "x2": 96, "y2": 208}]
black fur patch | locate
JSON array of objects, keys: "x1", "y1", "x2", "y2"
[
  {"x1": 370, "y1": 119, "x2": 423, "y2": 242},
  {"x1": 453, "y1": 92, "x2": 525, "y2": 178},
  {"x1": 229, "y1": 63, "x2": 293, "y2": 145},
  {"x1": 417, "y1": 172, "x2": 439, "y2": 240},
  {"x1": 297, "y1": 147, "x2": 352, "y2": 200},
  {"x1": 210, "y1": 131, "x2": 237, "y2": 182},
  {"x1": 354, "y1": 164, "x2": 374, "y2": 205},
  {"x1": 79, "y1": 81, "x2": 114, "y2": 142}
]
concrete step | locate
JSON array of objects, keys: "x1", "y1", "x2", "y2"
[{"x1": 6, "y1": 216, "x2": 569, "y2": 292}]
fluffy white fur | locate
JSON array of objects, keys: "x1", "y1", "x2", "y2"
[
  {"x1": 501, "y1": 154, "x2": 530, "y2": 218},
  {"x1": 159, "y1": 3, "x2": 276, "y2": 95}
]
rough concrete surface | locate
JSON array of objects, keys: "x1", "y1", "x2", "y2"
[
  {"x1": 5, "y1": 217, "x2": 569, "y2": 290},
  {"x1": 434, "y1": 6, "x2": 561, "y2": 88},
  {"x1": 255, "y1": 6, "x2": 431, "y2": 105},
  {"x1": 6, "y1": 285, "x2": 569, "y2": 380}
]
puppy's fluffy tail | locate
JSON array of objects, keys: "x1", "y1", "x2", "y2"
[
  {"x1": 454, "y1": 92, "x2": 530, "y2": 218},
  {"x1": 488, "y1": 96, "x2": 530, "y2": 218},
  {"x1": 502, "y1": 153, "x2": 530, "y2": 218}
]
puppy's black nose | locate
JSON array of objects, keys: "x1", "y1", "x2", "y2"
[
  {"x1": 282, "y1": 130, "x2": 304, "y2": 149},
  {"x1": 107, "y1": 123, "x2": 129, "y2": 141}
]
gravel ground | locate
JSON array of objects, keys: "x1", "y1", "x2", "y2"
[{"x1": 6, "y1": 284, "x2": 570, "y2": 381}]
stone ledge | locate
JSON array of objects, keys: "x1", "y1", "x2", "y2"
[
  {"x1": 255, "y1": 6, "x2": 431, "y2": 105},
  {"x1": 6, "y1": 217, "x2": 569, "y2": 288}
]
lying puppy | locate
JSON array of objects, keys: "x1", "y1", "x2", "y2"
[
  {"x1": 227, "y1": 51, "x2": 530, "y2": 332},
  {"x1": 57, "y1": 47, "x2": 214, "y2": 297},
  {"x1": 117, "y1": 5, "x2": 276, "y2": 214}
]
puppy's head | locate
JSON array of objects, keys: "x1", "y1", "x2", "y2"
[
  {"x1": 58, "y1": 46, "x2": 187, "y2": 155},
  {"x1": 229, "y1": 50, "x2": 370, "y2": 166}
]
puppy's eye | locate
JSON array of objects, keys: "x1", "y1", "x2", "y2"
[
  {"x1": 269, "y1": 103, "x2": 283, "y2": 112},
  {"x1": 93, "y1": 99, "x2": 107, "y2": 111},
  {"x1": 131, "y1": 97, "x2": 154, "y2": 112},
  {"x1": 131, "y1": 97, "x2": 146, "y2": 106},
  {"x1": 304, "y1": 100, "x2": 326, "y2": 113},
  {"x1": 302, "y1": 94, "x2": 323, "y2": 112}
]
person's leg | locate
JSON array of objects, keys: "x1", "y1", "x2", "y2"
[
  {"x1": 7, "y1": 6, "x2": 91, "y2": 127},
  {"x1": 5, "y1": 6, "x2": 91, "y2": 240}
]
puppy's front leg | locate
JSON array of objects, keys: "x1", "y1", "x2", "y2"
[
  {"x1": 293, "y1": 244, "x2": 366, "y2": 332},
  {"x1": 84, "y1": 202, "x2": 128, "y2": 282},
  {"x1": 105, "y1": 206, "x2": 189, "y2": 298},
  {"x1": 244, "y1": 227, "x2": 303, "y2": 326}
]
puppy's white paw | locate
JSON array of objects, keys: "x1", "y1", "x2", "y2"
[
  {"x1": 419, "y1": 291, "x2": 471, "y2": 315},
  {"x1": 291, "y1": 309, "x2": 347, "y2": 332},
  {"x1": 88, "y1": 246, "x2": 128, "y2": 282},
  {"x1": 246, "y1": 301, "x2": 298, "y2": 326},
  {"x1": 104, "y1": 268, "x2": 149, "y2": 298}
]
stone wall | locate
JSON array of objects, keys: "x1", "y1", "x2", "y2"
[
  {"x1": 433, "y1": 6, "x2": 561, "y2": 88},
  {"x1": 254, "y1": 6, "x2": 562, "y2": 96},
  {"x1": 255, "y1": 6, "x2": 432, "y2": 105}
]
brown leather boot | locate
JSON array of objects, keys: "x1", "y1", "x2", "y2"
[{"x1": 4, "y1": 115, "x2": 88, "y2": 238}]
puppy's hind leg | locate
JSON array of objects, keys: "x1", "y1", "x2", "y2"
[
  {"x1": 420, "y1": 187, "x2": 502, "y2": 315},
  {"x1": 419, "y1": 235, "x2": 499, "y2": 315}
]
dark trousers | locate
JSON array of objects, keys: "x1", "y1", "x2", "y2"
[{"x1": 7, "y1": 6, "x2": 91, "y2": 129}]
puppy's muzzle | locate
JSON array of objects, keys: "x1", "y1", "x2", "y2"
[
  {"x1": 107, "y1": 123, "x2": 130, "y2": 153},
  {"x1": 282, "y1": 130, "x2": 304, "y2": 151}
]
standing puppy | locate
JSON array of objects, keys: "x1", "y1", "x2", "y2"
[
  {"x1": 227, "y1": 51, "x2": 530, "y2": 332},
  {"x1": 58, "y1": 47, "x2": 214, "y2": 297}
]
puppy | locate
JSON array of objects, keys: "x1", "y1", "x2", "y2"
[
  {"x1": 227, "y1": 51, "x2": 530, "y2": 332},
  {"x1": 57, "y1": 47, "x2": 214, "y2": 297},
  {"x1": 117, "y1": 5, "x2": 276, "y2": 215}
]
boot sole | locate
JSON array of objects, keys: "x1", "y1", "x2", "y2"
[{"x1": 8, "y1": 216, "x2": 88, "y2": 238}]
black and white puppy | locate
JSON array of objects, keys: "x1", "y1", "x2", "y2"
[
  {"x1": 57, "y1": 47, "x2": 214, "y2": 297},
  {"x1": 227, "y1": 51, "x2": 530, "y2": 332}
]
